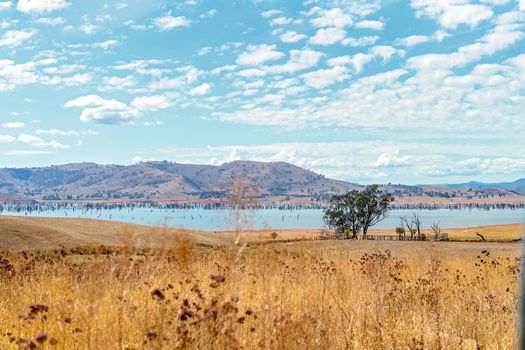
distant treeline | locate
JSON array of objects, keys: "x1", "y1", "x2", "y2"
[{"x1": 1, "y1": 201, "x2": 524, "y2": 214}]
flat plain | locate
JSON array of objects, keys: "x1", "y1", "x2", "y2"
[{"x1": 0, "y1": 216, "x2": 521, "y2": 349}]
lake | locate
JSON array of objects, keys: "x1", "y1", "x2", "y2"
[{"x1": 1, "y1": 207, "x2": 524, "y2": 231}]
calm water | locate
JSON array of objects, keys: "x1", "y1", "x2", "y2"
[{"x1": 2, "y1": 207, "x2": 524, "y2": 231}]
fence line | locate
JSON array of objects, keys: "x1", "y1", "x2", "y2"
[{"x1": 361, "y1": 233, "x2": 449, "y2": 241}]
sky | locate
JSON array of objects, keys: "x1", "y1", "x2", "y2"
[{"x1": 0, "y1": 0, "x2": 524, "y2": 185}]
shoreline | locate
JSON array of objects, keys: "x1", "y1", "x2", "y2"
[{"x1": 0, "y1": 215, "x2": 522, "y2": 253}]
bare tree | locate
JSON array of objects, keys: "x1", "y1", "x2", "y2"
[
  {"x1": 412, "y1": 213, "x2": 421, "y2": 239},
  {"x1": 431, "y1": 222, "x2": 441, "y2": 239},
  {"x1": 402, "y1": 216, "x2": 415, "y2": 239}
]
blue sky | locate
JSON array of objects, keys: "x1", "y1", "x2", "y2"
[{"x1": 0, "y1": 0, "x2": 524, "y2": 184}]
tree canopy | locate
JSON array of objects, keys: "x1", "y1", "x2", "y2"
[{"x1": 323, "y1": 185, "x2": 394, "y2": 239}]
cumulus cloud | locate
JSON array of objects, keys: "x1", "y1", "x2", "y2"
[
  {"x1": 131, "y1": 95, "x2": 173, "y2": 110},
  {"x1": 189, "y1": 83, "x2": 211, "y2": 96},
  {"x1": 17, "y1": 0, "x2": 70, "y2": 14},
  {"x1": 373, "y1": 150, "x2": 415, "y2": 167},
  {"x1": 0, "y1": 29, "x2": 36, "y2": 47},
  {"x1": 17, "y1": 133, "x2": 68, "y2": 149},
  {"x1": 65, "y1": 94, "x2": 174, "y2": 124},
  {"x1": 310, "y1": 7, "x2": 353, "y2": 28},
  {"x1": 261, "y1": 9, "x2": 281, "y2": 18},
  {"x1": 355, "y1": 20, "x2": 384, "y2": 30},
  {"x1": 411, "y1": 1, "x2": 493, "y2": 29},
  {"x1": 309, "y1": 27, "x2": 346, "y2": 45},
  {"x1": 64, "y1": 95, "x2": 141, "y2": 124},
  {"x1": 279, "y1": 30, "x2": 307, "y2": 43},
  {"x1": 327, "y1": 46, "x2": 403, "y2": 73},
  {"x1": 265, "y1": 49, "x2": 325, "y2": 74},
  {"x1": 93, "y1": 39, "x2": 119, "y2": 49},
  {"x1": 154, "y1": 13, "x2": 191, "y2": 31},
  {"x1": 397, "y1": 35, "x2": 430, "y2": 47},
  {"x1": 342, "y1": 35, "x2": 379, "y2": 47},
  {"x1": 100, "y1": 75, "x2": 136, "y2": 91},
  {"x1": 0, "y1": 1, "x2": 12, "y2": 10},
  {"x1": 302, "y1": 66, "x2": 350, "y2": 88},
  {"x1": 236, "y1": 44, "x2": 285, "y2": 66}
]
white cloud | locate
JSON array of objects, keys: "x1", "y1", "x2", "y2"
[
  {"x1": 17, "y1": 133, "x2": 68, "y2": 149},
  {"x1": 65, "y1": 94, "x2": 174, "y2": 124},
  {"x1": 80, "y1": 22, "x2": 97, "y2": 34},
  {"x1": 0, "y1": 59, "x2": 40, "y2": 91},
  {"x1": 3, "y1": 121, "x2": 25, "y2": 129},
  {"x1": 35, "y1": 129, "x2": 79, "y2": 136},
  {"x1": 355, "y1": 20, "x2": 384, "y2": 30},
  {"x1": 93, "y1": 39, "x2": 119, "y2": 49},
  {"x1": 64, "y1": 95, "x2": 141, "y2": 124},
  {"x1": 0, "y1": 134, "x2": 15, "y2": 143},
  {"x1": 0, "y1": 29, "x2": 36, "y2": 47},
  {"x1": 279, "y1": 31, "x2": 307, "y2": 43},
  {"x1": 261, "y1": 9, "x2": 281, "y2": 18},
  {"x1": 408, "y1": 16, "x2": 525, "y2": 71},
  {"x1": 327, "y1": 46, "x2": 403, "y2": 73},
  {"x1": 265, "y1": 49, "x2": 325, "y2": 74},
  {"x1": 200, "y1": 9, "x2": 217, "y2": 19},
  {"x1": 236, "y1": 44, "x2": 284, "y2": 66},
  {"x1": 36, "y1": 17, "x2": 64, "y2": 25},
  {"x1": 190, "y1": 82, "x2": 212, "y2": 96},
  {"x1": 411, "y1": 1, "x2": 493, "y2": 29},
  {"x1": 132, "y1": 156, "x2": 157, "y2": 164},
  {"x1": 397, "y1": 35, "x2": 430, "y2": 47},
  {"x1": 0, "y1": 20, "x2": 18, "y2": 29},
  {"x1": 373, "y1": 150, "x2": 415, "y2": 167},
  {"x1": 342, "y1": 35, "x2": 379, "y2": 46},
  {"x1": 43, "y1": 64, "x2": 85, "y2": 75},
  {"x1": 0, "y1": 2, "x2": 12, "y2": 10},
  {"x1": 41, "y1": 73, "x2": 92, "y2": 86},
  {"x1": 101, "y1": 75, "x2": 136, "y2": 91},
  {"x1": 131, "y1": 95, "x2": 173, "y2": 110},
  {"x1": 270, "y1": 16, "x2": 293, "y2": 26},
  {"x1": 310, "y1": 8, "x2": 353, "y2": 28},
  {"x1": 302, "y1": 66, "x2": 350, "y2": 88},
  {"x1": 17, "y1": 0, "x2": 69, "y2": 14},
  {"x1": 309, "y1": 27, "x2": 346, "y2": 45},
  {"x1": 154, "y1": 13, "x2": 191, "y2": 31}
]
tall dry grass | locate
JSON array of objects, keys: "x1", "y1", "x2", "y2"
[{"x1": 0, "y1": 241, "x2": 520, "y2": 349}]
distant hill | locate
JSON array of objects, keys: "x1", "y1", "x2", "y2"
[
  {"x1": 0, "y1": 161, "x2": 359, "y2": 203},
  {"x1": 0, "y1": 161, "x2": 523, "y2": 205},
  {"x1": 441, "y1": 179, "x2": 525, "y2": 195}
]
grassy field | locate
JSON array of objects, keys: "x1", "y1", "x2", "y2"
[{"x1": 0, "y1": 216, "x2": 521, "y2": 349}]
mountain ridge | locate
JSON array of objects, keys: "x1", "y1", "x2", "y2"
[
  {"x1": 0, "y1": 161, "x2": 523, "y2": 205},
  {"x1": 440, "y1": 179, "x2": 525, "y2": 195}
]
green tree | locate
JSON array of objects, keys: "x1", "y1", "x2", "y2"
[
  {"x1": 356, "y1": 185, "x2": 395, "y2": 238},
  {"x1": 324, "y1": 186, "x2": 394, "y2": 239},
  {"x1": 395, "y1": 226, "x2": 405, "y2": 238},
  {"x1": 323, "y1": 190, "x2": 361, "y2": 239}
]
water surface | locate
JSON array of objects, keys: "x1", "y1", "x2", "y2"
[{"x1": 2, "y1": 207, "x2": 524, "y2": 231}]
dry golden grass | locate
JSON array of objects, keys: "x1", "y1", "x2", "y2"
[
  {"x1": 217, "y1": 223, "x2": 524, "y2": 242},
  {"x1": 0, "y1": 230, "x2": 520, "y2": 350}
]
